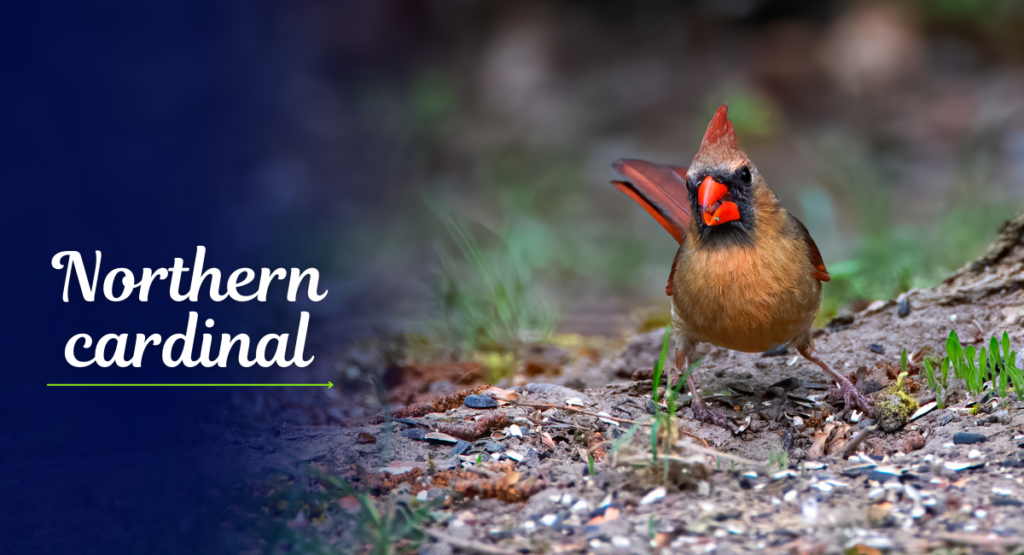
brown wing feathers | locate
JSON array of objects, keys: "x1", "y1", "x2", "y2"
[
  {"x1": 790, "y1": 215, "x2": 831, "y2": 282},
  {"x1": 611, "y1": 159, "x2": 692, "y2": 244},
  {"x1": 612, "y1": 159, "x2": 694, "y2": 297}
]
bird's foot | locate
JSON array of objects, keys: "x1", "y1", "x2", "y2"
[
  {"x1": 827, "y1": 374, "x2": 874, "y2": 419},
  {"x1": 689, "y1": 395, "x2": 732, "y2": 429}
]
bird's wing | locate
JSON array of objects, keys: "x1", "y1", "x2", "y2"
[
  {"x1": 789, "y1": 215, "x2": 831, "y2": 283},
  {"x1": 612, "y1": 159, "x2": 692, "y2": 245}
]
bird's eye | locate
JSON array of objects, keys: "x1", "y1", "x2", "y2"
[{"x1": 739, "y1": 166, "x2": 751, "y2": 184}]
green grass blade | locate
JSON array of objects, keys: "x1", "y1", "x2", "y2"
[{"x1": 652, "y1": 327, "x2": 670, "y2": 405}]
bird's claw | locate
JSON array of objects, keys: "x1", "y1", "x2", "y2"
[
  {"x1": 827, "y1": 375, "x2": 874, "y2": 420},
  {"x1": 689, "y1": 395, "x2": 733, "y2": 430}
]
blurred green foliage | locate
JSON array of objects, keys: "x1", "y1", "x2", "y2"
[
  {"x1": 810, "y1": 133, "x2": 1020, "y2": 323},
  {"x1": 341, "y1": 66, "x2": 1022, "y2": 344},
  {"x1": 913, "y1": 0, "x2": 1024, "y2": 25},
  {"x1": 432, "y1": 212, "x2": 558, "y2": 353}
]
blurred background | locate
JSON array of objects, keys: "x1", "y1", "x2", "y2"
[{"x1": 224, "y1": 0, "x2": 1024, "y2": 358}]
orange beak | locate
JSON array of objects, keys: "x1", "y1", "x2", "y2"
[{"x1": 698, "y1": 176, "x2": 740, "y2": 226}]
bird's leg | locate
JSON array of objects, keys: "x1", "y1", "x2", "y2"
[
  {"x1": 674, "y1": 345, "x2": 731, "y2": 428},
  {"x1": 796, "y1": 343, "x2": 874, "y2": 418}
]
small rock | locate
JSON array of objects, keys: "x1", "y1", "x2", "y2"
[
  {"x1": 897, "y1": 294, "x2": 911, "y2": 317},
  {"x1": 868, "y1": 343, "x2": 885, "y2": 355},
  {"x1": 898, "y1": 431, "x2": 926, "y2": 452},
  {"x1": 826, "y1": 314, "x2": 855, "y2": 331},
  {"x1": 1002, "y1": 453, "x2": 1023, "y2": 468},
  {"x1": 983, "y1": 411, "x2": 1011, "y2": 425},
  {"x1": 953, "y1": 432, "x2": 987, "y2": 445},
  {"x1": 463, "y1": 394, "x2": 498, "y2": 409},
  {"x1": 356, "y1": 432, "x2": 376, "y2": 444},
  {"x1": 402, "y1": 428, "x2": 427, "y2": 440},
  {"x1": 483, "y1": 441, "x2": 504, "y2": 453},
  {"x1": 992, "y1": 497, "x2": 1023, "y2": 507},
  {"x1": 450, "y1": 440, "x2": 472, "y2": 456}
]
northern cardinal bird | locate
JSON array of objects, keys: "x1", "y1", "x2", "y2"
[{"x1": 612, "y1": 105, "x2": 873, "y2": 427}]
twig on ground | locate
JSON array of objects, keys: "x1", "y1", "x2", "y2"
[{"x1": 839, "y1": 423, "x2": 877, "y2": 459}]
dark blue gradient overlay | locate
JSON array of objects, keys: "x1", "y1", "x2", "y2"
[{"x1": 3, "y1": 2, "x2": 262, "y2": 553}]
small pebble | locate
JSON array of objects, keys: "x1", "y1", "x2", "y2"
[
  {"x1": 450, "y1": 440, "x2": 472, "y2": 456},
  {"x1": 898, "y1": 431, "x2": 926, "y2": 452},
  {"x1": 463, "y1": 394, "x2": 499, "y2": 409},
  {"x1": 993, "y1": 497, "x2": 1024, "y2": 507},
  {"x1": 953, "y1": 432, "x2": 987, "y2": 445},
  {"x1": 868, "y1": 344, "x2": 885, "y2": 355},
  {"x1": 897, "y1": 294, "x2": 911, "y2": 317},
  {"x1": 402, "y1": 429, "x2": 426, "y2": 440}
]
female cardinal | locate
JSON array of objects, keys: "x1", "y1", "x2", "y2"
[{"x1": 612, "y1": 105, "x2": 874, "y2": 427}]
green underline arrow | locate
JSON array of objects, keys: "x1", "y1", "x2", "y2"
[{"x1": 47, "y1": 382, "x2": 333, "y2": 388}]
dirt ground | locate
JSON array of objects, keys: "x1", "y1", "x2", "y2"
[{"x1": 211, "y1": 215, "x2": 1024, "y2": 555}]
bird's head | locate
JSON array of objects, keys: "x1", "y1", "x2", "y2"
[{"x1": 686, "y1": 104, "x2": 762, "y2": 244}]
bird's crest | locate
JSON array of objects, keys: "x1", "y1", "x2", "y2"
[{"x1": 699, "y1": 104, "x2": 739, "y2": 153}]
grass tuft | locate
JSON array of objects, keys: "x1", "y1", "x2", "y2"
[{"x1": 922, "y1": 329, "x2": 1021, "y2": 408}]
